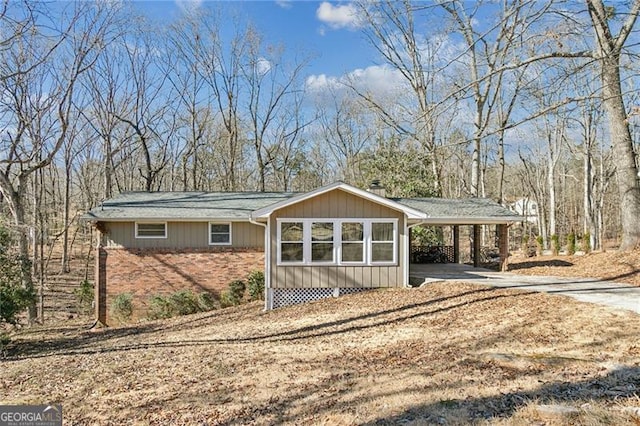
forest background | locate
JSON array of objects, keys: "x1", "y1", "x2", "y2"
[{"x1": 1, "y1": 0, "x2": 640, "y2": 322}]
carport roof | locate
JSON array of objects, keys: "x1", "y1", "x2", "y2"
[{"x1": 395, "y1": 197, "x2": 523, "y2": 224}]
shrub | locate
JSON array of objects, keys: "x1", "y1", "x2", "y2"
[
  {"x1": 582, "y1": 232, "x2": 592, "y2": 254},
  {"x1": 566, "y1": 232, "x2": 576, "y2": 255},
  {"x1": 0, "y1": 333, "x2": 10, "y2": 357},
  {"x1": 197, "y1": 292, "x2": 217, "y2": 311},
  {"x1": 221, "y1": 279, "x2": 245, "y2": 307},
  {"x1": 147, "y1": 295, "x2": 173, "y2": 320},
  {"x1": 169, "y1": 290, "x2": 201, "y2": 316},
  {"x1": 110, "y1": 293, "x2": 133, "y2": 323},
  {"x1": 247, "y1": 271, "x2": 265, "y2": 301},
  {"x1": 147, "y1": 291, "x2": 217, "y2": 320},
  {"x1": 550, "y1": 234, "x2": 560, "y2": 255},
  {"x1": 535, "y1": 235, "x2": 544, "y2": 256},
  {"x1": 0, "y1": 225, "x2": 36, "y2": 325},
  {"x1": 73, "y1": 279, "x2": 94, "y2": 316}
]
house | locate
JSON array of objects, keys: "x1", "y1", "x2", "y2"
[
  {"x1": 510, "y1": 197, "x2": 538, "y2": 224},
  {"x1": 83, "y1": 182, "x2": 523, "y2": 324}
]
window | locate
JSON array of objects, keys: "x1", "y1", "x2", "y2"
[
  {"x1": 209, "y1": 223, "x2": 231, "y2": 245},
  {"x1": 280, "y1": 222, "x2": 304, "y2": 262},
  {"x1": 311, "y1": 222, "x2": 334, "y2": 262},
  {"x1": 277, "y1": 219, "x2": 396, "y2": 265},
  {"x1": 341, "y1": 222, "x2": 364, "y2": 262},
  {"x1": 371, "y1": 222, "x2": 395, "y2": 263},
  {"x1": 135, "y1": 222, "x2": 167, "y2": 238}
]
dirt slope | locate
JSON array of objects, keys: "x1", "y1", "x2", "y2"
[{"x1": 2, "y1": 283, "x2": 639, "y2": 425}]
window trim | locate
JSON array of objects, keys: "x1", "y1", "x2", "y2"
[
  {"x1": 209, "y1": 222, "x2": 232, "y2": 246},
  {"x1": 277, "y1": 218, "x2": 398, "y2": 266},
  {"x1": 135, "y1": 222, "x2": 167, "y2": 239}
]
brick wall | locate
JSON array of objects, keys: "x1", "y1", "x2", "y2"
[{"x1": 96, "y1": 247, "x2": 264, "y2": 324}]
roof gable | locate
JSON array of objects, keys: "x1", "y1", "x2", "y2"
[{"x1": 250, "y1": 182, "x2": 427, "y2": 220}]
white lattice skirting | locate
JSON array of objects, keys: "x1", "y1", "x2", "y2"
[{"x1": 269, "y1": 288, "x2": 371, "y2": 309}]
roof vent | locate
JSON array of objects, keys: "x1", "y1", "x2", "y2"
[{"x1": 368, "y1": 179, "x2": 386, "y2": 198}]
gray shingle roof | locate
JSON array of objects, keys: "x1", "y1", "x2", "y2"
[
  {"x1": 82, "y1": 191, "x2": 296, "y2": 221},
  {"x1": 82, "y1": 190, "x2": 523, "y2": 224},
  {"x1": 395, "y1": 197, "x2": 523, "y2": 224}
]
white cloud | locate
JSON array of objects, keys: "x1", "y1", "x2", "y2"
[
  {"x1": 256, "y1": 57, "x2": 272, "y2": 75},
  {"x1": 276, "y1": 0, "x2": 292, "y2": 9},
  {"x1": 306, "y1": 65, "x2": 406, "y2": 99},
  {"x1": 316, "y1": 2, "x2": 361, "y2": 30},
  {"x1": 175, "y1": 0, "x2": 203, "y2": 14}
]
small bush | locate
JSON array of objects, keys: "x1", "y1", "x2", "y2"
[
  {"x1": 221, "y1": 279, "x2": 245, "y2": 307},
  {"x1": 247, "y1": 271, "x2": 265, "y2": 301},
  {"x1": 147, "y1": 290, "x2": 217, "y2": 320},
  {"x1": 567, "y1": 232, "x2": 576, "y2": 255},
  {"x1": 169, "y1": 290, "x2": 201, "y2": 316},
  {"x1": 582, "y1": 232, "x2": 591, "y2": 254},
  {"x1": 0, "y1": 333, "x2": 10, "y2": 356},
  {"x1": 147, "y1": 295, "x2": 173, "y2": 320},
  {"x1": 197, "y1": 292, "x2": 217, "y2": 311},
  {"x1": 550, "y1": 234, "x2": 560, "y2": 255},
  {"x1": 73, "y1": 279, "x2": 94, "y2": 316},
  {"x1": 110, "y1": 293, "x2": 133, "y2": 323},
  {"x1": 535, "y1": 235, "x2": 544, "y2": 256}
]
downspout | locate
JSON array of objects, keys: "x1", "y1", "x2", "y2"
[{"x1": 249, "y1": 216, "x2": 270, "y2": 311}]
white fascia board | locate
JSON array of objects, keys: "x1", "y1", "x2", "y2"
[
  {"x1": 416, "y1": 217, "x2": 524, "y2": 225},
  {"x1": 251, "y1": 181, "x2": 427, "y2": 220},
  {"x1": 84, "y1": 217, "x2": 253, "y2": 223}
]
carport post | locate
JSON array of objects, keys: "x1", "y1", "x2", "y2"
[
  {"x1": 453, "y1": 225, "x2": 460, "y2": 263},
  {"x1": 498, "y1": 224, "x2": 509, "y2": 272},
  {"x1": 473, "y1": 224, "x2": 481, "y2": 267}
]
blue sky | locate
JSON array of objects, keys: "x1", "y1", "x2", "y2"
[{"x1": 133, "y1": 0, "x2": 375, "y2": 79}]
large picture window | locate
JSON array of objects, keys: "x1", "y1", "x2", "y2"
[
  {"x1": 209, "y1": 223, "x2": 231, "y2": 245},
  {"x1": 277, "y1": 219, "x2": 396, "y2": 265},
  {"x1": 135, "y1": 222, "x2": 167, "y2": 239}
]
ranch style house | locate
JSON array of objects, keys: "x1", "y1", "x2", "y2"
[{"x1": 83, "y1": 181, "x2": 523, "y2": 324}]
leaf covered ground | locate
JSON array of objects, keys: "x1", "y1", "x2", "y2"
[
  {"x1": 2, "y1": 282, "x2": 640, "y2": 425},
  {"x1": 508, "y1": 250, "x2": 640, "y2": 287}
]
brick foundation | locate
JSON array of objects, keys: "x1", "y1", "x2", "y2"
[{"x1": 96, "y1": 246, "x2": 264, "y2": 324}]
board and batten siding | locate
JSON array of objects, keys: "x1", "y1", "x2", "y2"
[
  {"x1": 103, "y1": 221, "x2": 264, "y2": 249},
  {"x1": 269, "y1": 188, "x2": 406, "y2": 289}
]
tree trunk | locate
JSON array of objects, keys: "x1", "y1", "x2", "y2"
[{"x1": 600, "y1": 55, "x2": 640, "y2": 250}]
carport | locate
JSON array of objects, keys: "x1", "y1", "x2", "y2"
[{"x1": 396, "y1": 197, "x2": 524, "y2": 274}]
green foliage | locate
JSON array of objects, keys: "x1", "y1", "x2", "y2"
[
  {"x1": 582, "y1": 232, "x2": 591, "y2": 254},
  {"x1": 535, "y1": 235, "x2": 544, "y2": 256},
  {"x1": 221, "y1": 279, "x2": 246, "y2": 307},
  {"x1": 73, "y1": 280, "x2": 94, "y2": 316},
  {"x1": 147, "y1": 290, "x2": 217, "y2": 320},
  {"x1": 566, "y1": 233, "x2": 576, "y2": 256},
  {"x1": 247, "y1": 271, "x2": 265, "y2": 301},
  {"x1": 550, "y1": 234, "x2": 560, "y2": 256},
  {"x1": 0, "y1": 225, "x2": 35, "y2": 325},
  {"x1": 110, "y1": 293, "x2": 133, "y2": 323},
  {"x1": 147, "y1": 295, "x2": 173, "y2": 320},
  {"x1": 411, "y1": 226, "x2": 442, "y2": 247},
  {"x1": 358, "y1": 136, "x2": 437, "y2": 197}
]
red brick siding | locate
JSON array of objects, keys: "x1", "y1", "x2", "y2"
[{"x1": 97, "y1": 247, "x2": 264, "y2": 324}]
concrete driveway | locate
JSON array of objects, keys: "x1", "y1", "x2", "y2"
[{"x1": 410, "y1": 263, "x2": 640, "y2": 315}]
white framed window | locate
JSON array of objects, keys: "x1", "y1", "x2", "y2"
[
  {"x1": 341, "y1": 222, "x2": 364, "y2": 263},
  {"x1": 135, "y1": 222, "x2": 167, "y2": 239},
  {"x1": 277, "y1": 219, "x2": 397, "y2": 266},
  {"x1": 209, "y1": 222, "x2": 232, "y2": 245}
]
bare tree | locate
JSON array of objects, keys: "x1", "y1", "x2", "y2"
[
  {"x1": 585, "y1": 0, "x2": 640, "y2": 250},
  {"x1": 0, "y1": 2, "x2": 119, "y2": 320}
]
